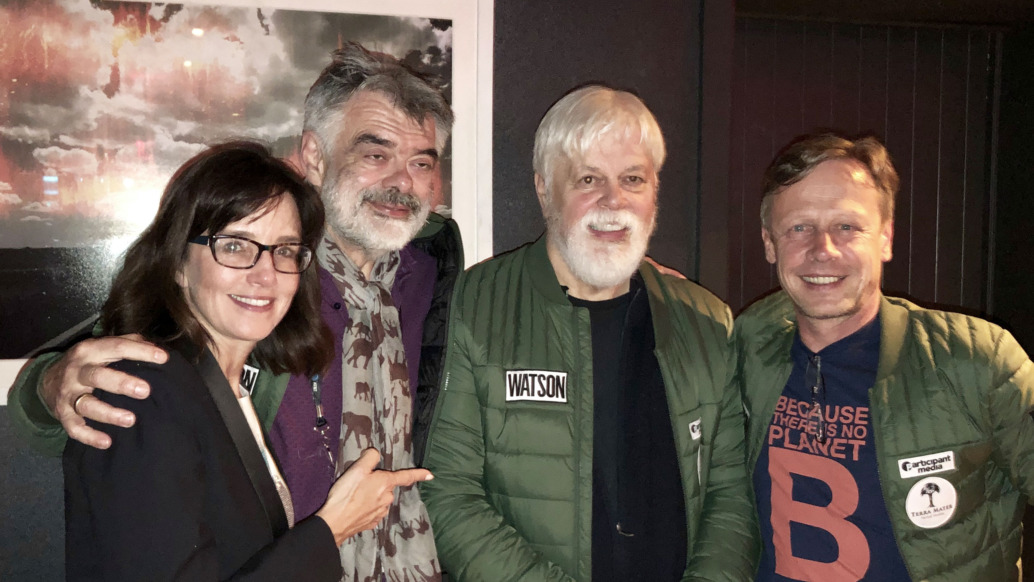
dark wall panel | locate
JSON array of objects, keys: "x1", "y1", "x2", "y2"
[
  {"x1": 935, "y1": 30, "x2": 971, "y2": 308},
  {"x1": 730, "y1": 18, "x2": 777, "y2": 306},
  {"x1": 697, "y1": 0, "x2": 736, "y2": 297},
  {"x1": 737, "y1": 0, "x2": 1034, "y2": 26},
  {"x1": 830, "y1": 24, "x2": 862, "y2": 129},
  {"x1": 800, "y1": 24, "x2": 835, "y2": 130},
  {"x1": 881, "y1": 27, "x2": 918, "y2": 299},
  {"x1": 728, "y1": 20, "x2": 749, "y2": 305},
  {"x1": 493, "y1": 0, "x2": 717, "y2": 282},
  {"x1": 961, "y1": 35, "x2": 992, "y2": 313},
  {"x1": 994, "y1": 26, "x2": 1034, "y2": 349},
  {"x1": 906, "y1": 29, "x2": 943, "y2": 303},
  {"x1": 730, "y1": 18, "x2": 996, "y2": 313},
  {"x1": 857, "y1": 28, "x2": 889, "y2": 140}
]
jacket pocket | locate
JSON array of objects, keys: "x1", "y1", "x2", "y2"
[
  {"x1": 675, "y1": 403, "x2": 718, "y2": 508},
  {"x1": 475, "y1": 364, "x2": 576, "y2": 455}
]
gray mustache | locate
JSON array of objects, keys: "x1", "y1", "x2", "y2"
[{"x1": 362, "y1": 188, "x2": 422, "y2": 213}]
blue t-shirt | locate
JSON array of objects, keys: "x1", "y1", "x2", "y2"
[{"x1": 753, "y1": 316, "x2": 911, "y2": 581}]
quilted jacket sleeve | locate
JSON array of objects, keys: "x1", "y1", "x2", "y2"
[
  {"x1": 7, "y1": 352, "x2": 69, "y2": 457},
  {"x1": 683, "y1": 301, "x2": 759, "y2": 581},
  {"x1": 420, "y1": 317, "x2": 575, "y2": 582},
  {"x1": 984, "y1": 327, "x2": 1034, "y2": 495}
]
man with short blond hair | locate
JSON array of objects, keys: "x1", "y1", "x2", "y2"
[{"x1": 740, "y1": 132, "x2": 1034, "y2": 581}]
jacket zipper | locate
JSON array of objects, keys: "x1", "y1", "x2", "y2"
[
  {"x1": 571, "y1": 305, "x2": 589, "y2": 580},
  {"x1": 870, "y1": 385, "x2": 917, "y2": 582},
  {"x1": 748, "y1": 360, "x2": 793, "y2": 577}
]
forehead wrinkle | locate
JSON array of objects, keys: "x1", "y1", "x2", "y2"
[
  {"x1": 567, "y1": 162, "x2": 654, "y2": 190},
  {"x1": 774, "y1": 192, "x2": 874, "y2": 226},
  {"x1": 352, "y1": 130, "x2": 438, "y2": 161},
  {"x1": 354, "y1": 132, "x2": 394, "y2": 148}
]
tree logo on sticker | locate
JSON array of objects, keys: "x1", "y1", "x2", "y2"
[{"x1": 905, "y1": 476, "x2": 957, "y2": 529}]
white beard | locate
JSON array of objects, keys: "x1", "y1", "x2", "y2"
[
  {"x1": 549, "y1": 207, "x2": 655, "y2": 290},
  {"x1": 323, "y1": 174, "x2": 429, "y2": 253}
]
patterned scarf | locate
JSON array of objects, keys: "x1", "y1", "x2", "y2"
[{"x1": 317, "y1": 236, "x2": 440, "y2": 582}]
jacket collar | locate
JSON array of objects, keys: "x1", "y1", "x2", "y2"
[
  {"x1": 875, "y1": 295, "x2": 908, "y2": 383},
  {"x1": 526, "y1": 235, "x2": 653, "y2": 308},
  {"x1": 174, "y1": 338, "x2": 290, "y2": 537},
  {"x1": 527, "y1": 235, "x2": 578, "y2": 305},
  {"x1": 753, "y1": 292, "x2": 905, "y2": 378},
  {"x1": 638, "y1": 260, "x2": 673, "y2": 350},
  {"x1": 751, "y1": 292, "x2": 798, "y2": 369}
]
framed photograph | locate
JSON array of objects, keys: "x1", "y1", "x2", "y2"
[{"x1": 0, "y1": 0, "x2": 493, "y2": 395}]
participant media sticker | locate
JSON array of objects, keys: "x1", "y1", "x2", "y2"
[
  {"x1": 898, "y1": 450, "x2": 955, "y2": 478},
  {"x1": 905, "y1": 476, "x2": 957, "y2": 529}
]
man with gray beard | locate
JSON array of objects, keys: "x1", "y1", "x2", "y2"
[
  {"x1": 8, "y1": 42, "x2": 462, "y2": 580},
  {"x1": 420, "y1": 85, "x2": 757, "y2": 581}
]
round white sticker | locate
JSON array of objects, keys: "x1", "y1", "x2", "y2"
[{"x1": 905, "y1": 476, "x2": 957, "y2": 529}]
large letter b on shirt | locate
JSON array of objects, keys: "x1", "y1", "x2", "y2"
[{"x1": 769, "y1": 448, "x2": 870, "y2": 581}]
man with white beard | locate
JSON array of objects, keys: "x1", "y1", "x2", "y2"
[{"x1": 420, "y1": 85, "x2": 757, "y2": 581}]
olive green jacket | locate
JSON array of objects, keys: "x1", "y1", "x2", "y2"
[
  {"x1": 737, "y1": 291, "x2": 1034, "y2": 581},
  {"x1": 421, "y1": 237, "x2": 757, "y2": 581}
]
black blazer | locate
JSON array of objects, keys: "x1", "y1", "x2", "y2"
[{"x1": 64, "y1": 344, "x2": 342, "y2": 581}]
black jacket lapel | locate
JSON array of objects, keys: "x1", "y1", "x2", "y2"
[{"x1": 187, "y1": 341, "x2": 289, "y2": 537}]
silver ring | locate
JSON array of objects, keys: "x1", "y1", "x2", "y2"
[{"x1": 72, "y1": 393, "x2": 90, "y2": 416}]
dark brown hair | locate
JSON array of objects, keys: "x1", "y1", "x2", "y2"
[
  {"x1": 760, "y1": 132, "x2": 899, "y2": 229},
  {"x1": 101, "y1": 141, "x2": 333, "y2": 377}
]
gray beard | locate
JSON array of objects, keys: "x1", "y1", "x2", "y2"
[{"x1": 322, "y1": 176, "x2": 429, "y2": 253}]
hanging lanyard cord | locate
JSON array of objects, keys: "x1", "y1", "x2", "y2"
[{"x1": 310, "y1": 374, "x2": 328, "y2": 429}]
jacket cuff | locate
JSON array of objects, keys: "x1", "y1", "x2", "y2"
[
  {"x1": 7, "y1": 353, "x2": 68, "y2": 456},
  {"x1": 294, "y1": 515, "x2": 344, "y2": 578}
]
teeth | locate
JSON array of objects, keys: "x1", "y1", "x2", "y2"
[
  {"x1": 232, "y1": 295, "x2": 271, "y2": 307},
  {"x1": 590, "y1": 223, "x2": 625, "y2": 232},
  {"x1": 802, "y1": 276, "x2": 840, "y2": 285}
]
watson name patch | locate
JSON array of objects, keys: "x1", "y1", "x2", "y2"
[{"x1": 505, "y1": 370, "x2": 568, "y2": 402}]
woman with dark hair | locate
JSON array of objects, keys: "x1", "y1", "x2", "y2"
[{"x1": 63, "y1": 141, "x2": 430, "y2": 581}]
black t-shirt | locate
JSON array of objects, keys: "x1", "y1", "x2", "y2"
[{"x1": 569, "y1": 277, "x2": 687, "y2": 581}]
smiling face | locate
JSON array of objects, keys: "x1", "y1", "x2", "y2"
[
  {"x1": 538, "y1": 132, "x2": 658, "y2": 300},
  {"x1": 762, "y1": 159, "x2": 893, "y2": 349},
  {"x1": 177, "y1": 195, "x2": 302, "y2": 362},
  {"x1": 303, "y1": 90, "x2": 436, "y2": 267}
]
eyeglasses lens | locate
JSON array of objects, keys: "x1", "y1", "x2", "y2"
[{"x1": 211, "y1": 237, "x2": 312, "y2": 273}]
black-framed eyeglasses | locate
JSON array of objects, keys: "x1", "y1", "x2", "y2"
[
  {"x1": 805, "y1": 355, "x2": 827, "y2": 443},
  {"x1": 190, "y1": 235, "x2": 314, "y2": 274}
]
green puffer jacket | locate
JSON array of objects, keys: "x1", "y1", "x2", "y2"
[
  {"x1": 736, "y1": 291, "x2": 1034, "y2": 581},
  {"x1": 421, "y1": 237, "x2": 757, "y2": 582}
]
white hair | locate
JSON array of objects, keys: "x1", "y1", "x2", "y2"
[{"x1": 533, "y1": 85, "x2": 665, "y2": 196}]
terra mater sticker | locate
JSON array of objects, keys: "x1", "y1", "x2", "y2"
[{"x1": 905, "y1": 476, "x2": 957, "y2": 529}]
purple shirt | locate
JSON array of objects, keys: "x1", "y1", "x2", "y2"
[{"x1": 268, "y1": 245, "x2": 437, "y2": 520}]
